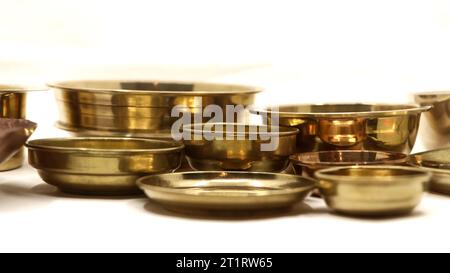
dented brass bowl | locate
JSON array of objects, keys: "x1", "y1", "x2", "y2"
[
  {"x1": 251, "y1": 104, "x2": 430, "y2": 153},
  {"x1": 414, "y1": 91, "x2": 450, "y2": 150},
  {"x1": 137, "y1": 171, "x2": 316, "y2": 213},
  {"x1": 26, "y1": 137, "x2": 184, "y2": 195},
  {"x1": 0, "y1": 85, "x2": 42, "y2": 170},
  {"x1": 315, "y1": 166, "x2": 430, "y2": 217},
  {"x1": 183, "y1": 123, "x2": 299, "y2": 172},
  {"x1": 0, "y1": 118, "x2": 36, "y2": 164},
  {"x1": 49, "y1": 80, "x2": 261, "y2": 136},
  {"x1": 410, "y1": 148, "x2": 450, "y2": 194},
  {"x1": 290, "y1": 150, "x2": 408, "y2": 177}
]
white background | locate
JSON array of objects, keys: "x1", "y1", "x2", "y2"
[{"x1": 1, "y1": 0, "x2": 450, "y2": 252}]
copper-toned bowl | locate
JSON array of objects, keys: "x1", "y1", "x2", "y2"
[{"x1": 290, "y1": 150, "x2": 408, "y2": 178}]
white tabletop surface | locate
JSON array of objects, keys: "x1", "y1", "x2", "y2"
[{"x1": 1, "y1": 80, "x2": 449, "y2": 253}]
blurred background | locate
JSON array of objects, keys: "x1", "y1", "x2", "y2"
[{"x1": 2, "y1": 0, "x2": 450, "y2": 105}]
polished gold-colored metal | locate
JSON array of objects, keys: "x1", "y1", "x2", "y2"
[
  {"x1": 414, "y1": 91, "x2": 450, "y2": 150},
  {"x1": 50, "y1": 80, "x2": 261, "y2": 136},
  {"x1": 290, "y1": 150, "x2": 408, "y2": 178},
  {"x1": 410, "y1": 148, "x2": 450, "y2": 194},
  {"x1": 0, "y1": 118, "x2": 36, "y2": 164},
  {"x1": 137, "y1": 171, "x2": 316, "y2": 213},
  {"x1": 183, "y1": 123, "x2": 298, "y2": 172},
  {"x1": 26, "y1": 137, "x2": 184, "y2": 195},
  {"x1": 315, "y1": 166, "x2": 430, "y2": 216},
  {"x1": 0, "y1": 85, "x2": 42, "y2": 170},
  {"x1": 251, "y1": 104, "x2": 430, "y2": 154}
]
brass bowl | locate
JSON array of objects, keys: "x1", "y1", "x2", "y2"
[
  {"x1": 414, "y1": 91, "x2": 450, "y2": 150},
  {"x1": 0, "y1": 118, "x2": 36, "y2": 164},
  {"x1": 290, "y1": 150, "x2": 408, "y2": 178},
  {"x1": 26, "y1": 137, "x2": 184, "y2": 195},
  {"x1": 315, "y1": 166, "x2": 430, "y2": 217},
  {"x1": 410, "y1": 148, "x2": 450, "y2": 194},
  {"x1": 49, "y1": 80, "x2": 261, "y2": 136},
  {"x1": 250, "y1": 103, "x2": 430, "y2": 153},
  {"x1": 183, "y1": 123, "x2": 299, "y2": 172},
  {"x1": 137, "y1": 171, "x2": 316, "y2": 213},
  {"x1": 0, "y1": 84, "x2": 43, "y2": 171}
]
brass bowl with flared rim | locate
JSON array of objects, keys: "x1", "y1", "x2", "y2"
[
  {"x1": 182, "y1": 123, "x2": 299, "y2": 172},
  {"x1": 315, "y1": 166, "x2": 431, "y2": 217},
  {"x1": 137, "y1": 171, "x2": 317, "y2": 213},
  {"x1": 49, "y1": 80, "x2": 261, "y2": 136},
  {"x1": 290, "y1": 150, "x2": 408, "y2": 177},
  {"x1": 414, "y1": 91, "x2": 450, "y2": 150},
  {"x1": 26, "y1": 137, "x2": 185, "y2": 195},
  {"x1": 250, "y1": 103, "x2": 431, "y2": 154},
  {"x1": 410, "y1": 147, "x2": 450, "y2": 194}
]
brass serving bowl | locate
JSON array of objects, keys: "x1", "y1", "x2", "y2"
[
  {"x1": 414, "y1": 91, "x2": 450, "y2": 150},
  {"x1": 315, "y1": 166, "x2": 430, "y2": 217},
  {"x1": 250, "y1": 104, "x2": 430, "y2": 153},
  {"x1": 49, "y1": 80, "x2": 261, "y2": 136},
  {"x1": 410, "y1": 148, "x2": 450, "y2": 194},
  {"x1": 0, "y1": 118, "x2": 36, "y2": 164},
  {"x1": 26, "y1": 137, "x2": 184, "y2": 195},
  {"x1": 182, "y1": 123, "x2": 299, "y2": 172},
  {"x1": 0, "y1": 84, "x2": 42, "y2": 171},
  {"x1": 290, "y1": 150, "x2": 408, "y2": 177},
  {"x1": 137, "y1": 171, "x2": 316, "y2": 213}
]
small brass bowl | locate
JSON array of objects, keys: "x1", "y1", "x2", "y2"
[
  {"x1": 250, "y1": 104, "x2": 430, "y2": 153},
  {"x1": 49, "y1": 80, "x2": 261, "y2": 136},
  {"x1": 410, "y1": 148, "x2": 450, "y2": 194},
  {"x1": 183, "y1": 123, "x2": 299, "y2": 172},
  {"x1": 315, "y1": 166, "x2": 430, "y2": 217},
  {"x1": 414, "y1": 91, "x2": 450, "y2": 150},
  {"x1": 290, "y1": 150, "x2": 408, "y2": 178},
  {"x1": 26, "y1": 137, "x2": 184, "y2": 195},
  {"x1": 0, "y1": 118, "x2": 37, "y2": 164},
  {"x1": 137, "y1": 171, "x2": 316, "y2": 213}
]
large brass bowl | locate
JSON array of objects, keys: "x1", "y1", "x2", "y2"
[
  {"x1": 26, "y1": 137, "x2": 184, "y2": 195},
  {"x1": 315, "y1": 166, "x2": 430, "y2": 217},
  {"x1": 410, "y1": 148, "x2": 450, "y2": 194},
  {"x1": 251, "y1": 104, "x2": 430, "y2": 153},
  {"x1": 183, "y1": 123, "x2": 299, "y2": 172},
  {"x1": 137, "y1": 171, "x2": 316, "y2": 213},
  {"x1": 0, "y1": 85, "x2": 42, "y2": 171},
  {"x1": 49, "y1": 80, "x2": 261, "y2": 136},
  {"x1": 414, "y1": 91, "x2": 450, "y2": 150}
]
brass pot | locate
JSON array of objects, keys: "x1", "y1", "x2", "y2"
[
  {"x1": 251, "y1": 103, "x2": 430, "y2": 154},
  {"x1": 414, "y1": 91, "x2": 450, "y2": 150},
  {"x1": 49, "y1": 80, "x2": 261, "y2": 137}
]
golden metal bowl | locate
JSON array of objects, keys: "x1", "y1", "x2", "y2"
[
  {"x1": 315, "y1": 166, "x2": 430, "y2": 217},
  {"x1": 183, "y1": 123, "x2": 299, "y2": 172},
  {"x1": 26, "y1": 137, "x2": 184, "y2": 195},
  {"x1": 49, "y1": 80, "x2": 261, "y2": 136},
  {"x1": 414, "y1": 91, "x2": 450, "y2": 150},
  {"x1": 250, "y1": 103, "x2": 430, "y2": 153},
  {"x1": 0, "y1": 84, "x2": 43, "y2": 171},
  {"x1": 410, "y1": 148, "x2": 450, "y2": 194},
  {"x1": 0, "y1": 118, "x2": 36, "y2": 164},
  {"x1": 137, "y1": 171, "x2": 316, "y2": 213},
  {"x1": 290, "y1": 150, "x2": 408, "y2": 178}
]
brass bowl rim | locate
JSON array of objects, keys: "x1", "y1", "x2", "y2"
[
  {"x1": 414, "y1": 91, "x2": 450, "y2": 103},
  {"x1": 48, "y1": 80, "x2": 262, "y2": 95},
  {"x1": 249, "y1": 103, "x2": 431, "y2": 118},
  {"x1": 410, "y1": 148, "x2": 450, "y2": 174},
  {"x1": 137, "y1": 171, "x2": 317, "y2": 196},
  {"x1": 0, "y1": 84, "x2": 47, "y2": 93},
  {"x1": 290, "y1": 150, "x2": 408, "y2": 167},
  {"x1": 25, "y1": 137, "x2": 184, "y2": 154},
  {"x1": 315, "y1": 165, "x2": 431, "y2": 183},
  {"x1": 183, "y1": 123, "x2": 299, "y2": 137}
]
